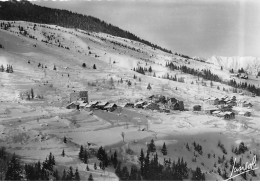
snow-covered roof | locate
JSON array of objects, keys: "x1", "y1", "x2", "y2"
[
  {"x1": 212, "y1": 111, "x2": 221, "y2": 114},
  {"x1": 225, "y1": 111, "x2": 234, "y2": 115},
  {"x1": 97, "y1": 101, "x2": 109, "y2": 106},
  {"x1": 104, "y1": 103, "x2": 116, "y2": 108}
]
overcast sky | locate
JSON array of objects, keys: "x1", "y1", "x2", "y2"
[{"x1": 33, "y1": 0, "x2": 260, "y2": 58}]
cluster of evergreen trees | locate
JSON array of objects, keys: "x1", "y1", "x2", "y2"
[
  {"x1": 0, "y1": 0, "x2": 172, "y2": 54},
  {"x1": 0, "y1": 64, "x2": 14, "y2": 73},
  {"x1": 217, "y1": 141, "x2": 227, "y2": 155},
  {"x1": 166, "y1": 62, "x2": 260, "y2": 96},
  {"x1": 61, "y1": 166, "x2": 80, "y2": 181},
  {"x1": 78, "y1": 145, "x2": 89, "y2": 164},
  {"x1": 192, "y1": 142, "x2": 203, "y2": 155},
  {"x1": 116, "y1": 148, "x2": 205, "y2": 181},
  {"x1": 133, "y1": 66, "x2": 152, "y2": 75},
  {"x1": 166, "y1": 62, "x2": 222, "y2": 83},
  {"x1": 232, "y1": 142, "x2": 248, "y2": 155},
  {"x1": 24, "y1": 152, "x2": 56, "y2": 181},
  {"x1": 2, "y1": 149, "x2": 81, "y2": 181},
  {"x1": 228, "y1": 79, "x2": 260, "y2": 96}
]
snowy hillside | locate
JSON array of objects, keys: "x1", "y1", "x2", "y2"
[{"x1": 207, "y1": 56, "x2": 260, "y2": 75}]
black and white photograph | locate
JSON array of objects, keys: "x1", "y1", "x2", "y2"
[{"x1": 0, "y1": 0, "x2": 260, "y2": 181}]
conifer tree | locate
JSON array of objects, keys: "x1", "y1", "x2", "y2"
[
  {"x1": 88, "y1": 174, "x2": 94, "y2": 181},
  {"x1": 94, "y1": 163, "x2": 97, "y2": 170},
  {"x1": 147, "y1": 83, "x2": 152, "y2": 90},
  {"x1": 139, "y1": 149, "x2": 145, "y2": 175},
  {"x1": 67, "y1": 166, "x2": 74, "y2": 181},
  {"x1": 74, "y1": 168, "x2": 80, "y2": 181},
  {"x1": 53, "y1": 169, "x2": 60, "y2": 181},
  {"x1": 148, "y1": 139, "x2": 156, "y2": 153},
  {"x1": 62, "y1": 149, "x2": 65, "y2": 157},
  {"x1": 93, "y1": 64, "x2": 96, "y2": 69},
  {"x1": 63, "y1": 136, "x2": 67, "y2": 143},
  {"x1": 161, "y1": 142, "x2": 167, "y2": 155},
  {"x1": 5, "y1": 153, "x2": 22, "y2": 181},
  {"x1": 79, "y1": 145, "x2": 84, "y2": 161}
]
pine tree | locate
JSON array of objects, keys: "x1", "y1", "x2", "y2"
[
  {"x1": 86, "y1": 165, "x2": 90, "y2": 171},
  {"x1": 74, "y1": 168, "x2": 80, "y2": 181},
  {"x1": 94, "y1": 163, "x2": 97, "y2": 170},
  {"x1": 67, "y1": 166, "x2": 74, "y2": 181},
  {"x1": 148, "y1": 66, "x2": 152, "y2": 72},
  {"x1": 82, "y1": 63, "x2": 86, "y2": 68},
  {"x1": 161, "y1": 142, "x2": 167, "y2": 155},
  {"x1": 143, "y1": 151, "x2": 150, "y2": 179},
  {"x1": 53, "y1": 65, "x2": 56, "y2": 70},
  {"x1": 83, "y1": 149, "x2": 88, "y2": 164},
  {"x1": 62, "y1": 149, "x2": 65, "y2": 157},
  {"x1": 61, "y1": 169, "x2": 66, "y2": 180},
  {"x1": 5, "y1": 153, "x2": 22, "y2": 181},
  {"x1": 79, "y1": 145, "x2": 84, "y2": 161},
  {"x1": 121, "y1": 166, "x2": 129, "y2": 181},
  {"x1": 113, "y1": 151, "x2": 118, "y2": 168},
  {"x1": 88, "y1": 174, "x2": 94, "y2": 181},
  {"x1": 139, "y1": 149, "x2": 145, "y2": 175},
  {"x1": 63, "y1": 136, "x2": 67, "y2": 143},
  {"x1": 147, "y1": 83, "x2": 152, "y2": 90},
  {"x1": 93, "y1": 64, "x2": 96, "y2": 69},
  {"x1": 148, "y1": 139, "x2": 156, "y2": 153},
  {"x1": 53, "y1": 169, "x2": 60, "y2": 181}
]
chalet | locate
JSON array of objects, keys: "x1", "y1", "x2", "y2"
[
  {"x1": 220, "y1": 104, "x2": 232, "y2": 112},
  {"x1": 243, "y1": 102, "x2": 253, "y2": 108},
  {"x1": 204, "y1": 107, "x2": 219, "y2": 114},
  {"x1": 226, "y1": 100, "x2": 237, "y2": 107},
  {"x1": 70, "y1": 92, "x2": 80, "y2": 103},
  {"x1": 238, "y1": 111, "x2": 251, "y2": 117},
  {"x1": 169, "y1": 101, "x2": 184, "y2": 111},
  {"x1": 96, "y1": 101, "x2": 109, "y2": 110},
  {"x1": 224, "y1": 111, "x2": 235, "y2": 120},
  {"x1": 134, "y1": 101, "x2": 147, "y2": 108},
  {"x1": 208, "y1": 97, "x2": 219, "y2": 105},
  {"x1": 79, "y1": 91, "x2": 88, "y2": 102},
  {"x1": 104, "y1": 103, "x2": 117, "y2": 112},
  {"x1": 70, "y1": 91, "x2": 88, "y2": 103},
  {"x1": 217, "y1": 112, "x2": 225, "y2": 117},
  {"x1": 193, "y1": 105, "x2": 202, "y2": 111},
  {"x1": 85, "y1": 101, "x2": 99, "y2": 111},
  {"x1": 153, "y1": 95, "x2": 166, "y2": 103},
  {"x1": 66, "y1": 101, "x2": 80, "y2": 109},
  {"x1": 239, "y1": 73, "x2": 248, "y2": 79},
  {"x1": 218, "y1": 99, "x2": 226, "y2": 105},
  {"x1": 124, "y1": 102, "x2": 134, "y2": 108},
  {"x1": 167, "y1": 97, "x2": 178, "y2": 106},
  {"x1": 143, "y1": 103, "x2": 160, "y2": 111},
  {"x1": 148, "y1": 95, "x2": 155, "y2": 100},
  {"x1": 237, "y1": 101, "x2": 253, "y2": 108},
  {"x1": 212, "y1": 111, "x2": 221, "y2": 116},
  {"x1": 78, "y1": 101, "x2": 88, "y2": 109}
]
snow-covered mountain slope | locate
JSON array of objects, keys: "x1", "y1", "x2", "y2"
[{"x1": 207, "y1": 56, "x2": 260, "y2": 75}]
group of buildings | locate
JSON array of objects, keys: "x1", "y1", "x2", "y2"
[
  {"x1": 66, "y1": 91, "x2": 185, "y2": 113},
  {"x1": 193, "y1": 95, "x2": 253, "y2": 120}
]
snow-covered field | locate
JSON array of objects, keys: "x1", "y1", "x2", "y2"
[{"x1": 0, "y1": 21, "x2": 260, "y2": 181}]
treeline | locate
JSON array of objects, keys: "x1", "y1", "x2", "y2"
[
  {"x1": 166, "y1": 62, "x2": 222, "y2": 83},
  {"x1": 0, "y1": 0, "x2": 172, "y2": 54},
  {"x1": 115, "y1": 148, "x2": 205, "y2": 181},
  {"x1": 0, "y1": 64, "x2": 14, "y2": 73},
  {"x1": 0, "y1": 148, "x2": 80, "y2": 181},
  {"x1": 228, "y1": 79, "x2": 260, "y2": 96},
  {"x1": 174, "y1": 53, "x2": 205, "y2": 62},
  {"x1": 166, "y1": 62, "x2": 260, "y2": 96},
  {"x1": 133, "y1": 66, "x2": 152, "y2": 75}
]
